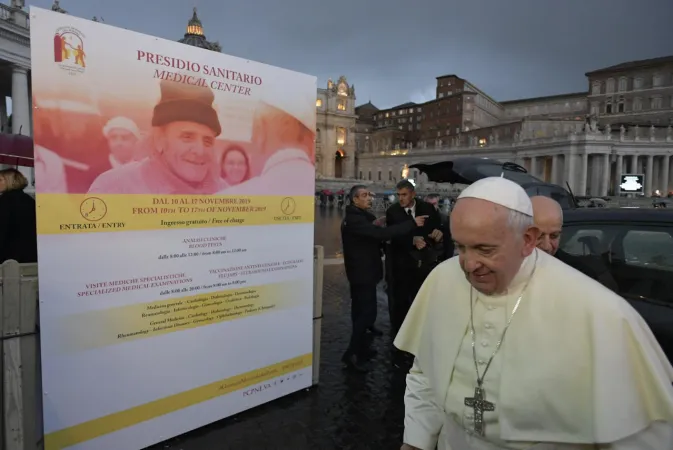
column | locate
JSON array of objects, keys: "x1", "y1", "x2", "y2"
[
  {"x1": 551, "y1": 154, "x2": 560, "y2": 184},
  {"x1": 614, "y1": 154, "x2": 623, "y2": 194},
  {"x1": 629, "y1": 154, "x2": 638, "y2": 174},
  {"x1": 661, "y1": 155, "x2": 671, "y2": 194},
  {"x1": 11, "y1": 65, "x2": 33, "y2": 185},
  {"x1": 645, "y1": 154, "x2": 654, "y2": 196},
  {"x1": 579, "y1": 152, "x2": 588, "y2": 196},
  {"x1": 0, "y1": 96, "x2": 7, "y2": 133},
  {"x1": 530, "y1": 157, "x2": 538, "y2": 178},
  {"x1": 600, "y1": 154, "x2": 611, "y2": 196},
  {"x1": 564, "y1": 151, "x2": 576, "y2": 192},
  {"x1": 11, "y1": 66, "x2": 30, "y2": 136}
]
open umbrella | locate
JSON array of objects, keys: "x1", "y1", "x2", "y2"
[{"x1": 0, "y1": 133, "x2": 34, "y2": 167}]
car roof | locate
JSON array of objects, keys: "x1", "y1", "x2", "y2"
[{"x1": 564, "y1": 207, "x2": 673, "y2": 223}]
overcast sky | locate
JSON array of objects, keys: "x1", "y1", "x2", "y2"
[{"x1": 23, "y1": 0, "x2": 673, "y2": 109}]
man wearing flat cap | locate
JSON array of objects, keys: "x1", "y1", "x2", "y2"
[{"x1": 89, "y1": 79, "x2": 226, "y2": 194}]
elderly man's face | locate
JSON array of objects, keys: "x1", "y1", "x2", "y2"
[
  {"x1": 531, "y1": 196, "x2": 563, "y2": 256},
  {"x1": 107, "y1": 128, "x2": 138, "y2": 164},
  {"x1": 158, "y1": 121, "x2": 216, "y2": 184},
  {"x1": 353, "y1": 188, "x2": 373, "y2": 209},
  {"x1": 451, "y1": 198, "x2": 538, "y2": 295}
]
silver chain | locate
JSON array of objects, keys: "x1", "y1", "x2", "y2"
[{"x1": 470, "y1": 250, "x2": 538, "y2": 388}]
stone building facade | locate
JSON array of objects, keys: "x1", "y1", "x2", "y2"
[
  {"x1": 587, "y1": 56, "x2": 673, "y2": 127},
  {"x1": 357, "y1": 123, "x2": 673, "y2": 197},
  {"x1": 315, "y1": 76, "x2": 357, "y2": 179},
  {"x1": 356, "y1": 55, "x2": 673, "y2": 196}
]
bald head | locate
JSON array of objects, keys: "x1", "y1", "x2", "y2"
[{"x1": 531, "y1": 196, "x2": 563, "y2": 255}]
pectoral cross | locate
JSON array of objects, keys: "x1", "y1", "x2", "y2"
[{"x1": 464, "y1": 386, "x2": 495, "y2": 436}]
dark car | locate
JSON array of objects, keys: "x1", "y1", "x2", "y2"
[
  {"x1": 559, "y1": 208, "x2": 673, "y2": 363},
  {"x1": 410, "y1": 157, "x2": 578, "y2": 209}
]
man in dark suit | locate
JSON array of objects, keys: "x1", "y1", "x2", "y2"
[
  {"x1": 341, "y1": 184, "x2": 428, "y2": 372},
  {"x1": 386, "y1": 180, "x2": 443, "y2": 335},
  {"x1": 425, "y1": 194, "x2": 454, "y2": 259}
]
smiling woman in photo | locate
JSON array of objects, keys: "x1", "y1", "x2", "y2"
[{"x1": 220, "y1": 146, "x2": 250, "y2": 187}]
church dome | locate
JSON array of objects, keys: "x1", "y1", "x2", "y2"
[{"x1": 177, "y1": 7, "x2": 221, "y2": 52}]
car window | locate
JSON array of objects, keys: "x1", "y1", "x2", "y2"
[
  {"x1": 560, "y1": 223, "x2": 673, "y2": 305},
  {"x1": 623, "y1": 230, "x2": 673, "y2": 271},
  {"x1": 560, "y1": 229, "x2": 605, "y2": 256}
]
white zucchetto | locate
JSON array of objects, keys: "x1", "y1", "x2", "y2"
[{"x1": 458, "y1": 176, "x2": 533, "y2": 216}]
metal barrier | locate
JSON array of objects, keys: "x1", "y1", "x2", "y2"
[{"x1": 0, "y1": 247, "x2": 325, "y2": 449}]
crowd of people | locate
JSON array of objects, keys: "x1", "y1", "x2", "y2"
[{"x1": 340, "y1": 177, "x2": 673, "y2": 449}]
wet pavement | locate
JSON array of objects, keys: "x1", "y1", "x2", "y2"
[
  {"x1": 147, "y1": 206, "x2": 407, "y2": 450},
  {"x1": 313, "y1": 205, "x2": 347, "y2": 259}
]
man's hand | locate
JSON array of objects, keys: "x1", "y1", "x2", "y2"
[
  {"x1": 373, "y1": 216, "x2": 386, "y2": 227},
  {"x1": 413, "y1": 236, "x2": 427, "y2": 250},
  {"x1": 414, "y1": 215, "x2": 428, "y2": 227},
  {"x1": 401, "y1": 445, "x2": 421, "y2": 450},
  {"x1": 429, "y1": 229, "x2": 443, "y2": 242}
]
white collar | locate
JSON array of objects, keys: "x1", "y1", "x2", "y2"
[
  {"x1": 405, "y1": 201, "x2": 416, "y2": 212},
  {"x1": 109, "y1": 154, "x2": 124, "y2": 169}
]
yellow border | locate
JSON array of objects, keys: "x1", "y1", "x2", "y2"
[
  {"x1": 36, "y1": 194, "x2": 315, "y2": 234},
  {"x1": 44, "y1": 353, "x2": 312, "y2": 449}
]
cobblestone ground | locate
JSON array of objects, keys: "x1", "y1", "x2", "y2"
[{"x1": 147, "y1": 207, "x2": 407, "y2": 449}]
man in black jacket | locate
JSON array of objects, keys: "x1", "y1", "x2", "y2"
[
  {"x1": 341, "y1": 184, "x2": 428, "y2": 372},
  {"x1": 386, "y1": 181, "x2": 443, "y2": 334}
]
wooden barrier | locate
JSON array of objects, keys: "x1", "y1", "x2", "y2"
[
  {"x1": 0, "y1": 260, "x2": 41, "y2": 450},
  {"x1": 0, "y1": 246, "x2": 325, "y2": 449}
]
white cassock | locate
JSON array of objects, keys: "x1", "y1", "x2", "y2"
[
  {"x1": 217, "y1": 148, "x2": 315, "y2": 196},
  {"x1": 394, "y1": 249, "x2": 673, "y2": 449}
]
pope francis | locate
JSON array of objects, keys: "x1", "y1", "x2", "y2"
[{"x1": 395, "y1": 177, "x2": 673, "y2": 450}]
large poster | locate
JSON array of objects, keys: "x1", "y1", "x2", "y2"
[{"x1": 30, "y1": 7, "x2": 316, "y2": 450}]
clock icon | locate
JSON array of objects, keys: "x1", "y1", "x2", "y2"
[{"x1": 79, "y1": 197, "x2": 107, "y2": 222}]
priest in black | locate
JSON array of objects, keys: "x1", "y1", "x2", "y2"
[{"x1": 385, "y1": 180, "x2": 443, "y2": 335}]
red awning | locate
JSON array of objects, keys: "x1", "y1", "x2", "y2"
[{"x1": 0, "y1": 133, "x2": 34, "y2": 167}]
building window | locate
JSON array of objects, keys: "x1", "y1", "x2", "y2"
[
  {"x1": 606, "y1": 78, "x2": 615, "y2": 93},
  {"x1": 670, "y1": 95, "x2": 673, "y2": 108},
  {"x1": 633, "y1": 97, "x2": 643, "y2": 111},
  {"x1": 605, "y1": 101, "x2": 612, "y2": 114},
  {"x1": 618, "y1": 77, "x2": 627, "y2": 92},
  {"x1": 388, "y1": 170, "x2": 392, "y2": 181},
  {"x1": 378, "y1": 171, "x2": 381, "y2": 181},
  {"x1": 591, "y1": 81, "x2": 601, "y2": 95},
  {"x1": 316, "y1": 99, "x2": 322, "y2": 107},
  {"x1": 368, "y1": 171, "x2": 371, "y2": 180},
  {"x1": 651, "y1": 96, "x2": 662, "y2": 109},
  {"x1": 438, "y1": 93, "x2": 444, "y2": 98},
  {"x1": 618, "y1": 96, "x2": 625, "y2": 113},
  {"x1": 634, "y1": 77, "x2": 643, "y2": 89},
  {"x1": 336, "y1": 127, "x2": 346, "y2": 145},
  {"x1": 590, "y1": 102, "x2": 599, "y2": 115},
  {"x1": 359, "y1": 171, "x2": 362, "y2": 179},
  {"x1": 337, "y1": 100, "x2": 346, "y2": 111},
  {"x1": 653, "y1": 74, "x2": 662, "y2": 87}
]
